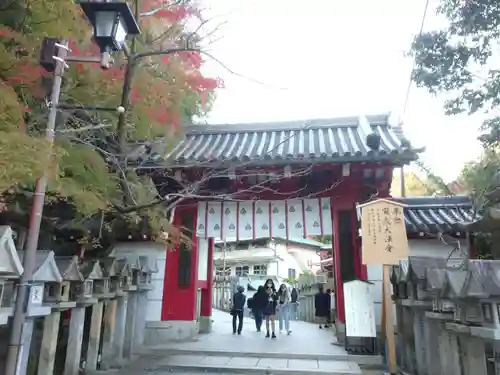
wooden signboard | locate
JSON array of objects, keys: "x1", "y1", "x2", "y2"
[
  {"x1": 359, "y1": 198, "x2": 408, "y2": 265},
  {"x1": 357, "y1": 198, "x2": 409, "y2": 374}
]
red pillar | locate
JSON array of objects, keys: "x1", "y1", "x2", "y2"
[
  {"x1": 351, "y1": 204, "x2": 367, "y2": 281},
  {"x1": 332, "y1": 203, "x2": 345, "y2": 324},
  {"x1": 161, "y1": 206, "x2": 199, "y2": 321},
  {"x1": 200, "y1": 238, "x2": 214, "y2": 317}
]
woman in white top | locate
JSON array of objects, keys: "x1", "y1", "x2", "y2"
[{"x1": 277, "y1": 284, "x2": 292, "y2": 335}]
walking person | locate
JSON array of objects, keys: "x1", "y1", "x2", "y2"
[
  {"x1": 252, "y1": 285, "x2": 267, "y2": 332},
  {"x1": 263, "y1": 278, "x2": 278, "y2": 339},
  {"x1": 231, "y1": 286, "x2": 246, "y2": 335},
  {"x1": 277, "y1": 284, "x2": 292, "y2": 335},
  {"x1": 290, "y1": 287, "x2": 299, "y2": 320},
  {"x1": 314, "y1": 284, "x2": 330, "y2": 329}
]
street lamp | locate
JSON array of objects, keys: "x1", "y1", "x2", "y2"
[
  {"x1": 6, "y1": 2, "x2": 200, "y2": 374},
  {"x1": 79, "y1": 1, "x2": 141, "y2": 53}
]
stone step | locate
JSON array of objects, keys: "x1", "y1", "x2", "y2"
[
  {"x1": 145, "y1": 353, "x2": 363, "y2": 375},
  {"x1": 140, "y1": 347, "x2": 383, "y2": 369}
]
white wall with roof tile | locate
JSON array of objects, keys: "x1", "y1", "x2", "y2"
[{"x1": 213, "y1": 240, "x2": 322, "y2": 279}]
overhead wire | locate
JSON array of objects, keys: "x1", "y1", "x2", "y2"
[{"x1": 402, "y1": 0, "x2": 431, "y2": 118}]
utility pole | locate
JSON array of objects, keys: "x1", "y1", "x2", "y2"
[
  {"x1": 400, "y1": 166, "x2": 406, "y2": 197},
  {"x1": 222, "y1": 239, "x2": 227, "y2": 309},
  {"x1": 5, "y1": 40, "x2": 68, "y2": 375},
  {"x1": 4, "y1": 2, "x2": 197, "y2": 371}
]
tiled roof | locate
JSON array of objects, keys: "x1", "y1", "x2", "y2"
[
  {"x1": 160, "y1": 114, "x2": 419, "y2": 167},
  {"x1": 393, "y1": 196, "x2": 480, "y2": 234}
]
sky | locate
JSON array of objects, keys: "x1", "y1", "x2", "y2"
[{"x1": 198, "y1": 0, "x2": 484, "y2": 182}]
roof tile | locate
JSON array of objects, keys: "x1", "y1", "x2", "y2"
[
  {"x1": 395, "y1": 196, "x2": 480, "y2": 234},
  {"x1": 161, "y1": 114, "x2": 417, "y2": 167}
]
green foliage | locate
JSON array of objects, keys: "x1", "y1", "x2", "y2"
[
  {"x1": 409, "y1": 0, "x2": 500, "y2": 147},
  {"x1": 312, "y1": 236, "x2": 332, "y2": 244},
  {"x1": 408, "y1": 1, "x2": 500, "y2": 255},
  {"x1": 458, "y1": 148, "x2": 500, "y2": 212},
  {"x1": 53, "y1": 141, "x2": 117, "y2": 215},
  {"x1": 0, "y1": 132, "x2": 61, "y2": 193}
]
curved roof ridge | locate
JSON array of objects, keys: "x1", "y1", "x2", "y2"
[
  {"x1": 393, "y1": 195, "x2": 473, "y2": 207},
  {"x1": 186, "y1": 113, "x2": 392, "y2": 134}
]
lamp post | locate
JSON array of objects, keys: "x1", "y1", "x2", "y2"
[{"x1": 4, "y1": 3, "x2": 140, "y2": 375}]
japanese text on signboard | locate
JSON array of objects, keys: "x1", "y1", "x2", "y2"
[{"x1": 360, "y1": 200, "x2": 408, "y2": 265}]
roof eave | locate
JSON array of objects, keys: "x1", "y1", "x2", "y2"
[{"x1": 160, "y1": 151, "x2": 420, "y2": 170}]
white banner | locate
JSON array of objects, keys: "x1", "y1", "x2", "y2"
[
  {"x1": 286, "y1": 199, "x2": 304, "y2": 238},
  {"x1": 222, "y1": 202, "x2": 237, "y2": 240},
  {"x1": 206, "y1": 202, "x2": 222, "y2": 238},
  {"x1": 237, "y1": 202, "x2": 253, "y2": 240},
  {"x1": 271, "y1": 201, "x2": 287, "y2": 238},
  {"x1": 196, "y1": 198, "x2": 334, "y2": 240},
  {"x1": 196, "y1": 201, "x2": 207, "y2": 237},
  {"x1": 254, "y1": 201, "x2": 270, "y2": 238},
  {"x1": 304, "y1": 198, "x2": 322, "y2": 236},
  {"x1": 320, "y1": 197, "x2": 333, "y2": 235}
]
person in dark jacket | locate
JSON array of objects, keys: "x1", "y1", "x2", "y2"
[
  {"x1": 290, "y1": 287, "x2": 299, "y2": 320},
  {"x1": 314, "y1": 284, "x2": 330, "y2": 329},
  {"x1": 252, "y1": 285, "x2": 267, "y2": 332},
  {"x1": 231, "y1": 286, "x2": 246, "y2": 334},
  {"x1": 263, "y1": 278, "x2": 278, "y2": 338}
]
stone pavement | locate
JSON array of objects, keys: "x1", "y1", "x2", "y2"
[
  {"x1": 114, "y1": 310, "x2": 383, "y2": 374},
  {"x1": 143, "y1": 309, "x2": 347, "y2": 357}
]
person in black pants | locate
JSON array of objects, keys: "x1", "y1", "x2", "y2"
[
  {"x1": 252, "y1": 285, "x2": 267, "y2": 332},
  {"x1": 231, "y1": 286, "x2": 246, "y2": 334},
  {"x1": 314, "y1": 284, "x2": 330, "y2": 329}
]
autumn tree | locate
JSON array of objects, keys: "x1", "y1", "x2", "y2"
[
  {"x1": 409, "y1": 0, "x2": 500, "y2": 147},
  {"x1": 390, "y1": 160, "x2": 451, "y2": 197},
  {"x1": 390, "y1": 170, "x2": 439, "y2": 197},
  {"x1": 0, "y1": 0, "x2": 222, "y2": 250}
]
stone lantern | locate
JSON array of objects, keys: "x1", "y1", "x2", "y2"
[
  {"x1": 52, "y1": 255, "x2": 84, "y2": 308},
  {"x1": 0, "y1": 226, "x2": 23, "y2": 325},
  {"x1": 425, "y1": 267, "x2": 448, "y2": 312},
  {"x1": 76, "y1": 260, "x2": 104, "y2": 303},
  {"x1": 138, "y1": 255, "x2": 157, "y2": 290},
  {"x1": 466, "y1": 260, "x2": 500, "y2": 338},
  {"x1": 17, "y1": 250, "x2": 63, "y2": 317},
  {"x1": 116, "y1": 258, "x2": 133, "y2": 292},
  {"x1": 124, "y1": 255, "x2": 141, "y2": 290}
]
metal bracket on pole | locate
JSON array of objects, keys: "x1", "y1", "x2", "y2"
[
  {"x1": 64, "y1": 53, "x2": 114, "y2": 69},
  {"x1": 65, "y1": 56, "x2": 102, "y2": 63},
  {"x1": 52, "y1": 56, "x2": 69, "y2": 69}
]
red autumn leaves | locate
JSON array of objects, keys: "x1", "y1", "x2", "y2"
[{"x1": 0, "y1": 0, "x2": 221, "y2": 132}]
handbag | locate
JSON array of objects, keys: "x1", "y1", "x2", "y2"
[{"x1": 230, "y1": 308, "x2": 236, "y2": 316}]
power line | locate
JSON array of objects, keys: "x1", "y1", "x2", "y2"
[{"x1": 402, "y1": 0, "x2": 431, "y2": 117}]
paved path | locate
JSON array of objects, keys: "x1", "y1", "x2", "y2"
[
  {"x1": 114, "y1": 310, "x2": 382, "y2": 374},
  {"x1": 144, "y1": 309, "x2": 345, "y2": 357}
]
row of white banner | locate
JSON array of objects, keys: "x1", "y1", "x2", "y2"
[{"x1": 195, "y1": 198, "x2": 333, "y2": 240}]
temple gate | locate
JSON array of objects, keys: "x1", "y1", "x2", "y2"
[{"x1": 145, "y1": 113, "x2": 420, "y2": 341}]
